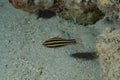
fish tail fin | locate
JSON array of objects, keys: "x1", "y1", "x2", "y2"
[{"x1": 70, "y1": 39, "x2": 77, "y2": 44}]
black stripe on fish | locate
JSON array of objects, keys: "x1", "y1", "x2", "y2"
[
  {"x1": 44, "y1": 40, "x2": 75, "y2": 44},
  {"x1": 42, "y1": 37, "x2": 76, "y2": 48},
  {"x1": 44, "y1": 43, "x2": 67, "y2": 48}
]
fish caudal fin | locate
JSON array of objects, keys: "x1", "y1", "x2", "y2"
[{"x1": 70, "y1": 39, "x2": 77, "y2": 44}]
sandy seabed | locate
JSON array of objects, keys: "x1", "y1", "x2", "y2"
[{"x1": 0, "y1": 0, "x2": 120, "y2": 80}]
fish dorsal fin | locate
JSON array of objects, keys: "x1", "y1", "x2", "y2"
[{"x1": 49, "y1": 37, "x2": 65, "y2": 40}]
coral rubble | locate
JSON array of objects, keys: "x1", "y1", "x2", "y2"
[
  {"x1": 97, "y1": 0, "x2": 120, "y2": 23},
  {"x1": 97, "y1": 0, "x2": 114, "y2": 13},
  {"x1": 105, "y1": 3, "x2": 120, "y2": 23},
  {"x1": 9, "y1": 0, "x2": 55, "y2": 12},
  {"x1": 9, "y1": 0, "x2": 120, "y2": 24},
  {"x1": 96, "y1": 27, "x2": 120, "y2": 80},
  {"x1": 9, "y1": 0, "x2": 105, "y2": 25},
  {"x1": 58, "y1": 0, "x2": 104, "y2": 25}
]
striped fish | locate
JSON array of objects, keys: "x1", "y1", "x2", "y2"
[{"x1": 42, "y1": 37, "x2": 76, "y2": 48}]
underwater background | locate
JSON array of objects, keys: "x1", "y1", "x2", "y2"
[{"x1": 0, "y1": 0, "x2": 120, "y2": 80}]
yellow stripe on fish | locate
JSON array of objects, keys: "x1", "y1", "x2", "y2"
[{"x1": 42, "y1": 37, "x2": 76, "y2": 48}]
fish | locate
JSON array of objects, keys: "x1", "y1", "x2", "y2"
[
  {"x1": 42, "y1": 37, "x2": 76, "y2": 48},
  {"x1": 70, "y1": 52, "x2": 99, "y2": 60}
]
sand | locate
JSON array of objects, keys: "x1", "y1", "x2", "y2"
[{"x1": 0, "y1": 0, "x2": 119, "y2": 80}]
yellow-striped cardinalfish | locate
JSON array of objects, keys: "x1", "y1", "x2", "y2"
[{"x1": 42, "y1": 37, "x2": 77, "y2": 48}]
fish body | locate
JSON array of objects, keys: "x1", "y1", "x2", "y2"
[{"x1": 42, "y1": 37, "x2": 76, "y2": 48}]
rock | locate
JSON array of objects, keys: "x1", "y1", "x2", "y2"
[
  {"x1": 105, "y1": 3, "x2": 120, "y2": 23},
  {"x1": 9, "y1": 0, "x2": 105, "y2": 25},
  {"x1": 97, "y1": 0, "x2": 120, "y2": 23},
  {"x1": 97, "y1": 0, "x2": 114, "y2": 13},
  {"x1": 9, "y1": 0, "x2": 54, "y2": 13},
  {"x1": 59, "y1": 0, "x2": 104, "y2": 25},
  {"x1": 96, "y1": 27, "x2": 120, "y2": 80}
]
